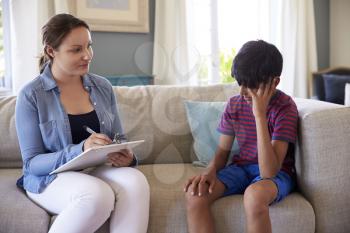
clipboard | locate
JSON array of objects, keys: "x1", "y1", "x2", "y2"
[{"x1": 50, "y1": 140, "x2": 145, "y2": 174}]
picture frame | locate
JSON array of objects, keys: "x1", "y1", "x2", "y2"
[{"x1": 72, "y1": 0, "x2": 149, "y2": 33}]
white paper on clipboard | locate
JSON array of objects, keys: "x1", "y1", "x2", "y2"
[{"x1": 50, "y1": 140, "x2": 144, "y2": 174}]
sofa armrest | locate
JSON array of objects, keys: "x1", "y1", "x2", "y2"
[{"x1": 294, "y1": 98, "x2": 350, "y2": 233}]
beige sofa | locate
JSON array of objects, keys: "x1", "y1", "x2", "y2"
[{"x1": 1, "y1": 84, "x2": 350, "y2": 233}]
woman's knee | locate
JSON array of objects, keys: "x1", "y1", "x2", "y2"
[
  {"x1": 121, "y1": 168, "x2": 150, "y2": 194},
  {"x1": 75, "y1": 178, "x2": 115, "y2": 215}
]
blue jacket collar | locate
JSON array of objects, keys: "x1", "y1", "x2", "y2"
[{"x1": 40, "y1": 62, "x2": 95, "y2": 91}]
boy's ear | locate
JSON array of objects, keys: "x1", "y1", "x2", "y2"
[{"x1": 273, "y1": 77, "x2": 280, "y2": 87}]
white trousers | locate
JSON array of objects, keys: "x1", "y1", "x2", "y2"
[{"x1": 27, "y1": 166, "x2": 150, "y2": 233}]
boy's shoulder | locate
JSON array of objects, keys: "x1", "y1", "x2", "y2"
[
  {"x1": 224, "y1": 94, "x2": 244, "y2": 110},
  {"x1": 228, "y1": 94, "x2": 243, "y2": 104},
  {"x1": 270, "y1": 90, "x2": 298, "y2": 114},
  {"x1": 273, "y1": 90, "x2": 296, "y2": 106}
]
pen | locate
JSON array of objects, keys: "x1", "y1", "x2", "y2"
[
  {"x1": 83, "y1": 125, "x2": 96, "y2": 134},
  {"x1": 84, "y1": 125, "x2": 125, "y2": 144}
]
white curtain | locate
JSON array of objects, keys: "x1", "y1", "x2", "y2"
[
  {"x1": 9, "y1": 0, "x2": 72, "y2": 94},
  {"x1": 153, "y1": 0, "x2": 318, "y2": 97},
  {"x1": 152, "y1": 0, "x2": 199, "y2": 85},
  {"x1": 9, "y1": 0, "x2": 40, "y2": 93},
  {"x1": 265, "y1": 0, "x2": 318, "y2": 98}
]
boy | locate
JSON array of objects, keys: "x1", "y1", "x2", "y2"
[{"x1": 184, "y1": 40, "x2": 298, "y2": 233}]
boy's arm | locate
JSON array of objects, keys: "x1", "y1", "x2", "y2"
[
  {"x1": 207, "y1": 134, "x2": 234, "y2": 172},
  {"x1": 248, "y1": 80, "x2": 290, "y2": 178},
  {"x1": 255, "y1": 117, "x2": 289, "y2": 178}
]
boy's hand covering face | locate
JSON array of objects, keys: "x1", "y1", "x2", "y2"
[{"x1": 247, "y1": 78, "x2": 279, "y2": 118}]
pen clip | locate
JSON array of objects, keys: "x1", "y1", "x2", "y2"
[{"x1": 112, "y1": 133, "x2": 127, "y2": 144}]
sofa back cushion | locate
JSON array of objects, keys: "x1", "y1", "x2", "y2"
[
  {"x1": 0, "y1": 84, "x2": 238, "y2": 168},
  {"x1": 113, "y1": 84, "x2": 239, "y2": 164},
  {"x1": 0, "y1": 96, "x2": 22, "y2": 168}
]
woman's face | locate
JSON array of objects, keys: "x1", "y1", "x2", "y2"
[{"x1": 50, "y1": 26, "x2": 93, "y2": 77}]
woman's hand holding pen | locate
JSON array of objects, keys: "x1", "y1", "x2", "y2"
[
  {"x1": 83, "y1": 133, "x2": 112, "y2": 151},
  {"x1": 107, "y1": 149, "x2": 134, "y2": 167},
  {"x1": 82, "y1": 125, "x2": 134, "y2": 167},
  {"x1": 82, "y1": 125, "x2": 112, "y2": 151}
]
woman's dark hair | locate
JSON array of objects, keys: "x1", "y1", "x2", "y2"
[
  {"x1": 231, "y1": 40, "x2": 283, "y2": 89},
  {"x1": 39, "y1": 13, "x2": 90, "y2": 73}
]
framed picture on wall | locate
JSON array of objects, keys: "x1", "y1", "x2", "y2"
[{"x1": 73, "y1": 0, "x2": 149, "y2": 33}]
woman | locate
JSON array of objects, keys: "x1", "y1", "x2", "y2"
[{"x1": 15, "y1": 13, "x2": 150, "y2": 233}]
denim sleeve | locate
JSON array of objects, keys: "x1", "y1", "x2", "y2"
[{"x1": 15, "y1": 90, "x2": 84, "y2": 176}]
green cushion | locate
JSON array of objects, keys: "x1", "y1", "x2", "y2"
[{"x1": 184, "y1": 101, "x2": 239, "y2": 167}]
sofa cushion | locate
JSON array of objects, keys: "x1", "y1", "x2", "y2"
[
  {"x1": 0, "y1": 96, "x2": 22, "y2": 168},
  {"x1": 0, "y1": 169, "x2": 50, "y2": 233},
  {"x1": 113, "y1": 84, "x2": 239, "y2": 165},
  {"x1": 138, "y1": 164, "x2": 315, "y2": 233},
  {"x1": 184, "y1": 101, "x2": 239, "y2": 167},
  {"x1": 323, "y1": 74, "x2": 350, "y2": 104}
]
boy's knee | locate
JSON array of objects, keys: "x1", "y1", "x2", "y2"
[
  {"x1": 185, "y1": 192, "x2": 209, "y2": 212},
  {"x1": 243, "y1": 186, "x2": 268, "y2": 216}
]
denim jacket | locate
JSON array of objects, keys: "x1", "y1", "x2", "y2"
[{"x1": 16, "y1": 63, "x2": 125, "y2": 193}]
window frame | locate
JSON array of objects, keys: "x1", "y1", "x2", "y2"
[
  {"x1": 1, "y1": 0, "x2": 12, "y2": 91},
  {"x1": 209, "y1": 0, "x2": 220, "y2": 84}
]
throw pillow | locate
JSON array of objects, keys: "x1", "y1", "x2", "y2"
[
  {"x1": 184, "y1": 101, "x2": 239, "y2": 167},
  {"x1": 323, "y1": 74, "x2": 350, "y2": 104}
]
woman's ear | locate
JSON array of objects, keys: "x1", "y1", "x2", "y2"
[{"x1": 45, "y1": 46, "x2": 55, "y2": 59}]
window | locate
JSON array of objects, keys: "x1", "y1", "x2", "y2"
[
  {"x1": 0, "y1": 0, "x2": 11, "y2": 93},
  {"x1": 0, "y1": 0, "x2": 5, "y2": 86},
  {"x1": 192, "y1": 0, "x2": 267, "y2": 85}
]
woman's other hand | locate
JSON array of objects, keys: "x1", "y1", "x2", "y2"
[{"x1": 107, "y1": 149, "x2": 134, "y2": 167}]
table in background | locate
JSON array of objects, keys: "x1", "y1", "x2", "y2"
[{"x1": 105, "y1": 75, "x2": 154, "y2": 87}]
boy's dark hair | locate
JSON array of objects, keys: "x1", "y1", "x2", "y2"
[{"x1": 231, "y1": 40, "x2": 283, "y2": 88}]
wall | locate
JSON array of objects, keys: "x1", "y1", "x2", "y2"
[
  {"x1": 330, "y1": 0, "x2": 350, "y2": 67},
  {"x1": 314, "y1": 0, "x2": 330, "y2": 70},
  {"x1": 89, "y1": 0, "x2": 155, "y2": 76},
  {"x1": 90, "y1": 0, "x2": 333, "y2": 75}
]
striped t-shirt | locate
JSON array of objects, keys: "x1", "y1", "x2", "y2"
[{"x1": 217, "y1": 89, "x2": 298, "y2": 176}]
